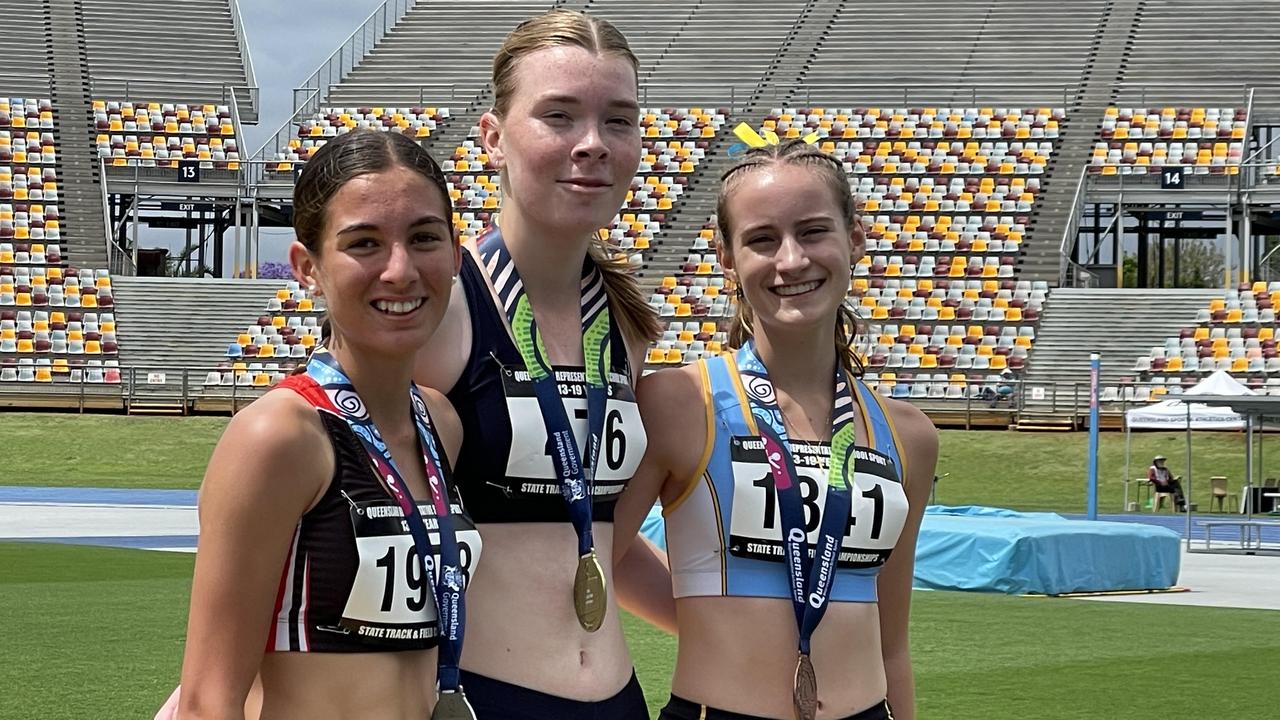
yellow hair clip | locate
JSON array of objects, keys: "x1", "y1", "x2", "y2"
[{"x1": 732, "y1": 122, "x2": 820, "y2": 148}]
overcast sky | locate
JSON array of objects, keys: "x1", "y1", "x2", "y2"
[{"x1": 238, "y1": 0, "x2": 386, "y2": 153}]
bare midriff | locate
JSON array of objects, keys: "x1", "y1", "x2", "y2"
[{"x1": 671, "y1": 596, "x2": 888, "y2": 719}]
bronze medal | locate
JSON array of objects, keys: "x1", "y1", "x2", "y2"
[
  {"x1": 432, "y1": 689, "x2": 477, "y2": 720},
  {"x1": 573, "y1": 550, "x2": 607, "y2": 632},
  {"x1": 793, "y1": 652, "x2": 818, "y2": 720}
]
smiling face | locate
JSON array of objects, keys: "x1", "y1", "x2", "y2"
[
  {"x1": 479, "y1": 45, "x2": 642, "y2": 238},
  {"x1": 720, "y1": 163, "x2": 864, "y2": 337},
  {"x1": 290, "y1": 165, "x2": 459, "y2": 357}
]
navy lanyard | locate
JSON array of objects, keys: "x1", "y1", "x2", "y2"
[
  {"x1": 476, "y1": 227, "x2": 611, "y2": 560},
  {"x1": 305, "y1": 349, "x2": 467, "y2": 692},
  {"x1": 737, "y1": 341, "x2": 859, "y2": 656}
]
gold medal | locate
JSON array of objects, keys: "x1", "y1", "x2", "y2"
[
  {"x1": 793, "y1": 652, "x2": 818, "y2": 720},
  {"x1": 432, "y1": 689, "x2": 477, "y2": 720},
  {"x1": 573, "y1": 550, "x2": 607, "y2": 632}
]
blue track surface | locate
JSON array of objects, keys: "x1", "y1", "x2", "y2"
[
  {"x1": 0, "y1": 486, "x2": 197, "y2": 506},
  {"x1": 13, "y1": 535, "x2": 197, "y2": 550}
]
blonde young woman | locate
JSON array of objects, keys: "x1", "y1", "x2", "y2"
[
  {"x1": 173, "y1": 129, "x2": 482, "y2": 720},
  {"x1": 615, "y1": 141, "x2": 938, "y2": 720},
  {"x1": 413, "y1": 9, "x2": 667, "y2": 719}
]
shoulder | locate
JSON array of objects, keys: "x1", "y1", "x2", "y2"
[
  {"x1": 637, "y1": 363, "x2": 710, "y2": 464},
  {"x1": 416, "y1": 385, "x2": 462, "y2": 468},
  {"x1": 225, "y1": 389, "x2": 329, "y2": 461},
  {"x1": 878, "y1": 396, "x2": 939, "y2": 489},
  {"x1": 880, "y1": 396, "x2": 938, "y2": 448},
  {"x1": 637, "y1": 363, "x2": 705, "y2": 419},
  {"x1": 201, "y1": 389, "x2": 333, "y2": 510}
]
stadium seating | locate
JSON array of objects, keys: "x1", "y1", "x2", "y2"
[
  {"x1": 1089, "y1": 107, "x2": 1247, "y2": 175},
  {"x1": 649, "y1": 107, "x2": 1053, "y2": 384},
  {"x1": 1130, "y1": 284, "x2": 1280, "y2": 396},
  {"x1": 93, "y1": 100, "x2": 240, "y2": 169},
  {"x1": 213, "y1": 282, "x2": 324, "y2": 387},
  {"x1": 271, "y1": 106, "x2": 451, "y2": 169}
]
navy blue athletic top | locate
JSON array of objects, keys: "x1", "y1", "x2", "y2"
[{"x1": 446, "y1": 251, "x2": 645, "y2": 524}]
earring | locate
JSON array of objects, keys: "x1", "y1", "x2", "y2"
[{"x1": 451, "y1": 274, "x2": 459, "y2": 285}]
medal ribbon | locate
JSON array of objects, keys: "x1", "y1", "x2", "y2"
[
  {"x1": 305, "y1": 349, "x2": 468, "y2": 693},
  {"x1": 737, "y1": 340, "x2": 858, "y2": 656},
  {"x1": 476, "y1": 227, "x2": 612, "y2": 559}
]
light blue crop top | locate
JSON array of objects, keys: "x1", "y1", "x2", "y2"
[{"x1": 663, "y1": 353, "x2": 910, "y2": 602}]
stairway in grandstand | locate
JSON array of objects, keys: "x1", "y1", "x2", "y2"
[
  {"x1": 49, "y1": 0, "x2": 109, "y2": 269},
  {"x1": 110, "y1": 276, "x2": 280, "y2": 372},
  {"x1": 324, "y1": 1, "x2": 558, "y2": 107},
  {"x1": 1018, "y1": 287, "x2": 1222, "y2": 423},
  {"x1": 81, "y1": 0, "x2": 256, "y2": 119}
]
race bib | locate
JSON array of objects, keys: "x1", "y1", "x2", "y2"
[
  {"x1": 340, "y1": 501, "x2": 482, "y2": 644},
  {"x1": 727, "y1": 437, "x2": 908, "y2": 569},
  {"x1": 498, "y1": 365, "x2": 645, "y2": 498}
]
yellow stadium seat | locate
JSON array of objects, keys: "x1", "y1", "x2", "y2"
[
  {"x1": 271, "y1": 316, "x2": 286, "y2": 328},
  {"x1": 646, "y1": 348, "x2": 665, "y2": 364}
]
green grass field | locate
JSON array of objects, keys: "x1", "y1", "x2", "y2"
[
  {"x1": 3, "y1": 413, "x2": 1278, "y2": 718},
  {"x1": 3, "y1": 542, "x2": 1276, "y2": 719},
  {"x1": 2, "y1": 411, "x2": 1268, "y2": 513}
]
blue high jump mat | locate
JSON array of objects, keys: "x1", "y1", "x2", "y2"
[{"x1": 639, "y1": 504, "x2": 1182, "y2": 596}]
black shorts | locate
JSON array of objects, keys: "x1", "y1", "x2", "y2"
[
  {"x1": 459, "y1": 669, "x2": 648, "y2": 720},
  {"x1": 659, "y1": 694, "x2": 893, "y2": 720}
]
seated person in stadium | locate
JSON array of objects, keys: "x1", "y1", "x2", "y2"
[
  {"x1": 614, "y1": 140, "x2": 938, "y2": 720},
  {"x1": 171, "y1": 129, "x2": 481, "y2": 720},
  {"x1": 1147, "y1": 455, "x2": 1186, "y2": 511},
  {"x1": 990, "y1": 368, "x2": 1017, "y2": 407}
]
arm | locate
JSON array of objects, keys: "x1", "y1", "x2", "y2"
[
  {"x1": 612, "y1": 366, "x2": 707, "y2": 634},
  {"x1": 612, "y1": 535, "x2": 676, "y2": 634},
  {"x1": 876, "y1": 401, "x2": 939, "y2": 720},
  {"x1": 177, "y1": 393, "x2": 331, "y2": 720}
]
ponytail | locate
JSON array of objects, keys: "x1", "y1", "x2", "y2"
[{"x1": 589, "y1": 234, "x2": 661, "y2": 346}]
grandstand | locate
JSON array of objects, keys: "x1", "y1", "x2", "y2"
[{"x1": 0, "y1": 0, "x2": 1278, "y2": 426}]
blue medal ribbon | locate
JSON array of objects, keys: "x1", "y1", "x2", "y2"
[
  {"x1": 737, "y1": 341, "x2": 859, "y2": 656},
  {"x1": 305, "y1": 349, "x2": 468, "y2": 693},
  {"x1": 476, "y1": 227, "x2": 613, "y2": 560}
]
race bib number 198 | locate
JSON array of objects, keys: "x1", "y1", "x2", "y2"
[{"x1": 341, "y1": 502, "x2": 482, "y2": 643}]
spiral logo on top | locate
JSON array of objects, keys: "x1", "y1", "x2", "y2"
[
  {"x1": 328, "y1": 388, "x2": 369, "y2": 420},
  {"x1": 743, "y1": 374, "x2": 777, "y2": 405},
  {"x1": 411, "y1": 392, "x2": 428, "y2": 420}
]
